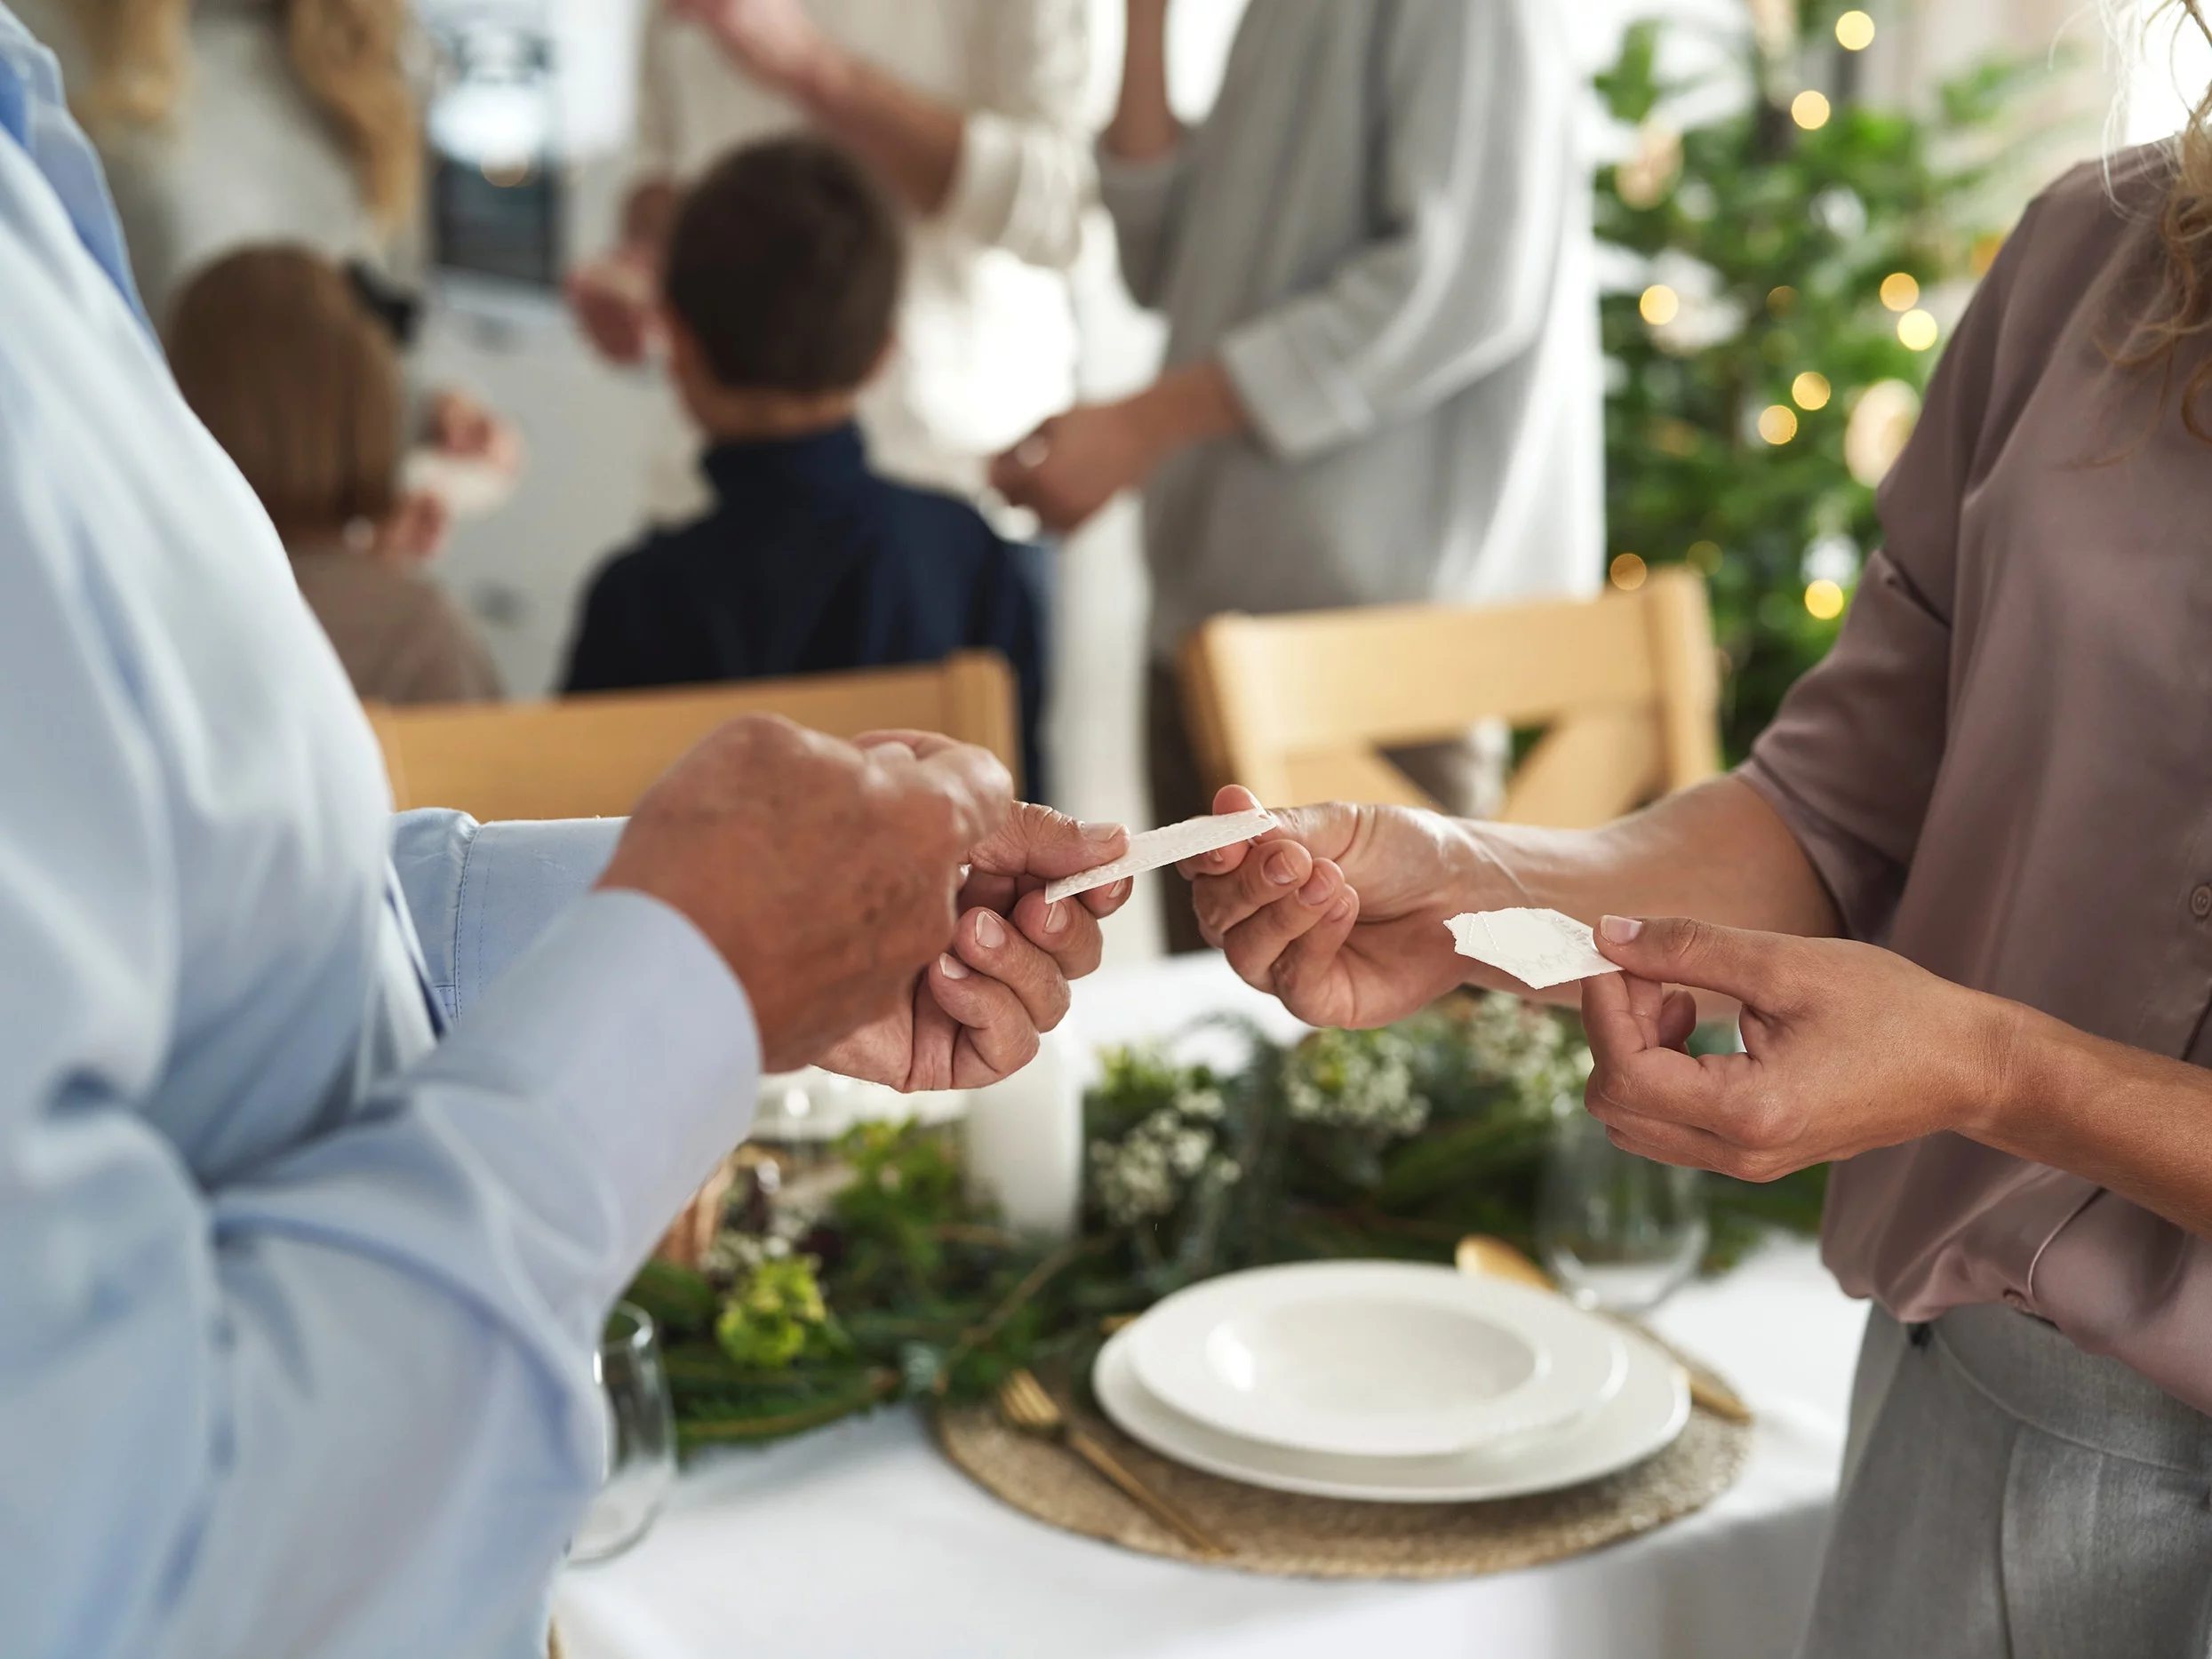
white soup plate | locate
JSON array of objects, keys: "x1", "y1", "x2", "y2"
[
  {"x1": 1127, "y1": 1261, "x2": 1627, "y2": 1458},
  {"x1": 1096, "y1": 1320, "x2": 1689, "y2": 1503}
]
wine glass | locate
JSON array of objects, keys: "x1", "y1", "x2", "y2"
[
  {"x1": 1537, "y1": 1110, "x2": 1708, "y2": 1315},
  {"x1": 569, "y1": 1302, "x2": 677, "y2": 1565}
]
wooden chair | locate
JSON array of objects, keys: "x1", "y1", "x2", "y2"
[
  {"x1": 369, "y1": 650, "x2": 1020, "y2": 819},
  {"x1": 1178, "y1": 569, "x2": 1721, "y2": 829}
]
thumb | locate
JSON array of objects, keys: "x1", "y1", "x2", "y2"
[
  {"x1": 969, "y1": 802, "x2": 1129, "y2": 881},
  {"x1": 1593, "y1": 915, "x2": 1800, "y2": 1007}
]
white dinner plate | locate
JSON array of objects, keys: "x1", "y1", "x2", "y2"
[
  {"x1": 1127, "y1": 1262, "x2": 1628, "y2": 1457},
  {"x1": 1096, "y1": 1320, "x2": 1689, "y2": 1503}
]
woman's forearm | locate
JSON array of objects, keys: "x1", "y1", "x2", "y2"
[
  {"x1": 1978, "y1": 1006, "x2": 2212, "y2": 1241},
  {"x1": 1107, "y1": 0, "x2": 1178, "y2": 163},
  {"x1": 1461, "y1": 776, "x2": 1842, "y2": 1005},
  {"x1": 795, "y1": 51, "x2": 965, "y2": 215}
]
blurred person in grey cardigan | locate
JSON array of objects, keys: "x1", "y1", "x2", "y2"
[{"x1": 995, "y1": 0, "x2": 1601, "y2": 944}]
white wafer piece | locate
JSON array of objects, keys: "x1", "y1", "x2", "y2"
[
  {"x1": 1446, "y1": 908, "x2": 1622, "y2": 990},
  {"x1": 1044, "y1": 808, "x2": 1276, "y2": 905}
]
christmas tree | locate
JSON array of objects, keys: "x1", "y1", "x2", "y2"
[{"x1": 1594, "y1": 1, "x2": 2051, "y2": 758}]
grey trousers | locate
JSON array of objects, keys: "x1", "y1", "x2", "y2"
[{"x1": 1798, "y1": 1304, "x2": 2212, "y2": 1658}]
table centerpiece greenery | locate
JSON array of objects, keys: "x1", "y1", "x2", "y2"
[{"x1": 628, "y1": 997, "x2": 1825, "y2": 1456}]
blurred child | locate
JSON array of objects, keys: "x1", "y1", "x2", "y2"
[
  {"x1": 561, "y1": 135, "x2": 1045, "y2": 790},
  {"x1": 169, "y1": 247, "x2": 501, "y2": 706}
]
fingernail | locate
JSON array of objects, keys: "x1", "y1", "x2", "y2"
[
  {"x1": 1298, "y1": 870, "x2": 1333, "y2": 905},
  {"x1": 1265, "y1": 847, "x2": 1300, "y2": 885},
  {"x1": 1043, "y1": 900, "x2": 1067, "y2": 934},
  {"x1": 1601, "y1": 916, "x2": 1643, "y2": 943},
  {"x1": 1327, "y1": 895, "x2": 1355, "y2": 922},
  {"x1": 1080, "y1": 820, "x2": 1122, "y2": 841},
  {"x1": 974, "y1": 911, "x2": 1007, "y2": 949},
  {"x1": 1111, "y1": 879, "x2": 1133, "y2": 902},
  {"x1": 938, "y1": 952, "x2": 970, "y2": 979}
]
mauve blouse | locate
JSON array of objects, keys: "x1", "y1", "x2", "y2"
[{"x1": 1739, "y1": 148, "x2": 2212, "y2": 1411}]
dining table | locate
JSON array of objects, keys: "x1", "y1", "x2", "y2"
[{"x1": 554, "y1": 953, "x2": 1870, "y2": 1659}]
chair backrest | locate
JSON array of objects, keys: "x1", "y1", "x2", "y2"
[
  {"x1": 1178, "y1": 569, "x2": 1721, "y2": 829},
  {"x1": 369, "y1": 650, "x2": 1021, "y2": 819}
]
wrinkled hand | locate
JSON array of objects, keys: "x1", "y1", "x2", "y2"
[
  {"x1": 989, "y1": 402, "x2": 1159, "y2": 534},
  {"x1": 820, "y1": 739, "x2": 1132, "y2": 1089},
  {"x1": 566, "y1": 252, "x2": 662, "y2": 364},
  {"x1": 667, "y1": 0, "x2": 834, "y2": 94},
  {"x1": 1180, "y1": 786, "x2": 1508, "y2": 1029},
  {"x1": 597, "y1": 715, "x2": 1013, "y2": 1072},
  {"x1": 1581, "y1": 916, "x2": 2011, "y2": 1182}
]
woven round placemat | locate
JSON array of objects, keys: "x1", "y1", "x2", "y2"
[{"x1": 937, "y1": 1350, "x2": 1751, "y2": 1580}]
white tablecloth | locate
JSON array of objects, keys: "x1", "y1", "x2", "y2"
[{"x1": 555, "y1": 958, "x2": 1869, "y2": 1659}]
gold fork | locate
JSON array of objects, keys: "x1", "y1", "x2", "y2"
[{"x1": 996, "y1": 1368, "x2": 1231, "y2": 1559}]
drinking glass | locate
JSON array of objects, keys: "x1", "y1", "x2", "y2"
[
  {"x1": 1537, "y1": 1110, "x2": 1708, "y2": 1315},
  {"x1": 569, "y1": 1302, "x2": 677, "y2": 1565}
]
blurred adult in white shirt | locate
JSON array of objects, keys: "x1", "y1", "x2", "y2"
[{"x1": 571, "y1": 0, "x2": 1091, "y2": 509}]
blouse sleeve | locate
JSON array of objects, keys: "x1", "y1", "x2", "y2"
[
  {"x1": 1737, "y1": 196, "x2": 2046, "y2": 940},
  {"x1": 938, "y1": 0, "x2": 1095, "y2": 269}
]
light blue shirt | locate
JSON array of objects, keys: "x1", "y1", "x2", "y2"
[{"x1": 0, "y1": 12, "x2": 762, "y2": 1656}]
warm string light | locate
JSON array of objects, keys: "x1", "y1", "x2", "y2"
[
  {"x1": 1897, "y1": 309, "x2": 1939, "y2": 351},
  {"x1": 1792, "y1": 91, "x2": 1832, "y2": 131},
  {"x1": 1880, "y1": 272, "x2": 1920, "y2": 311},
  {"x1": 1640, "y1": 283, "x2": 1681, "y2": 326},
  {"x1": 1687, "y1": 540, "x2": 1722, "y2": 575},
  {"x1": 1759, "y1": 404, "x2": 1800, "y2": 445},
  {"x1": 1610, "y1": 553, "x2": 1649, "y2": 591},
  {"x1": 1805, "y1": 579, "x2": 1847, "y2": 620},
  {"x1": 1793, "y1": 371, "x2": 1833, "y2": 411},
  {"x1": 1835, "y1": 11, "x2": 1876, "y2": 52}
]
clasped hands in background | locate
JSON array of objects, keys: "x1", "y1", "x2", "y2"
[
  {"x1": 1180, "y1": 785, "x2": 2023, "y2": 1186},
  {"x1": 596, "y1": 714, "x2": 1131, "y2": 1090}
]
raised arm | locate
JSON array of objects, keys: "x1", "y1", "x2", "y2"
[
  {"x1": 666, "y1": 0, "x2": 1094, "y2": 267},
  {"x1": 1093, "y1": 0, "x2": 1190, "y2": 311}
]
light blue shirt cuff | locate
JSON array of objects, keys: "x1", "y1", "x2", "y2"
[
  {"x1": 405, "y1": 886, "x2": 762, "y2": 1311},
  {"x1": 390, "y1": 811, "x2": 627, "y2": 1027}
]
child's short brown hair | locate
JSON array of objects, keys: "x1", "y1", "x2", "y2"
[
  {"x1": 167, "y1": 245, "x2": 403, "y2": 541},
  {"x1": 662, "y1": 135, "x2": 904, "y2": 396}
]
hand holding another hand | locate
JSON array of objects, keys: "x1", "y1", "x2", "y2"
[
  {"x1": 818, "y1": 762, "x2": 1133, "y2": 1090},
  {"x1": 989, "y1": 402, "x2": 1159, "y2": 534},
  {"x1": 597, "y1": 718, "x2": 1132, "y2": 1089},
  {"x1": 1580, "y1": 917, "x2": 2015, "y2": 1182},
  {"x1": 598, "y1": 715, "x2": 1010, "y2": 1073}
]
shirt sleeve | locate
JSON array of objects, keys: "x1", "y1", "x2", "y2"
[
  {"x1": 1215, "y1": 1, "x2": 1578, "y2": 462},
  {"x1": 1737, "y1": 198, "x2": 2041, "y2": 941},
  {"x1": 1097, "y1": 141, "x2": 1193, "y2": 312},
  {"x1": 0, "y1": 385, "x2": 755, "y2": 1659},
  {"x1": 632, "y1": 1, "x2": 682, "y2": 179},
  {"x1": 390, "y1": 810, "x2": 627, "y2": 1026},
  {"x1": 940, "y1": 0, "x2": 1095, "y2": 269}
]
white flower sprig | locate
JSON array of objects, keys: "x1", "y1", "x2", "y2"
[{"x1": 1090, "y1": 1085, "x2": 1242, "y2": 1227}]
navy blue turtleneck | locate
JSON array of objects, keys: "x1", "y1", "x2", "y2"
[{"x1": 563, "y1": 423, "x2": 1045, "y2": 790}]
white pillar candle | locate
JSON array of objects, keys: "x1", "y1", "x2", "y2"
[{"x1": 962, "y1": 1026, "x2": 1083, "y2": 1240}]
